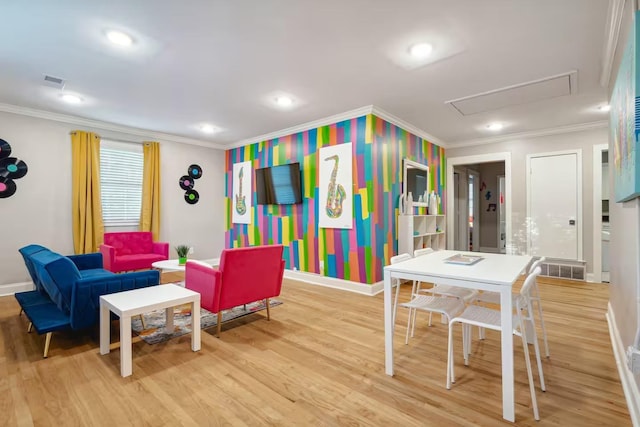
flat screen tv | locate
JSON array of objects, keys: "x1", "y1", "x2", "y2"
[{"x1": 255, "y1": 163, "x2": 303, "y2": 205}]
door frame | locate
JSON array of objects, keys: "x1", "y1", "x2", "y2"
[
  {"x1": 447, "y1": 152, "x2": 512, "y2": 253},
  {"x1": 498, "y1": 175, "x2": 506, "y2": 253},
  {"x1": 592, "y1": 143, "x2": 608, "y2": 283},
  {"x1": 469, "y1": 168, "x2": 480, "y2": 251},
  {"x1": 526, "y1": 149, "x2": 583, "y2": 260}
]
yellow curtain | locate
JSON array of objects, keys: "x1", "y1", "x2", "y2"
[
  {"x1": 71, "y1": 131, "x2": 104, "y2": 254},
  {"x1": 140, "y1": 141, "x2": 161, "y2": 240}
]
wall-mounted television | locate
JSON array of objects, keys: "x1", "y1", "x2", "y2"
[{"x1": 255, "y1": 163, "x2": 303, "y2": 205}]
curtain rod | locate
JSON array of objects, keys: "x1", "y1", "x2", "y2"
[{"x1": 69, "y1": 131, "x2": 150, "y2": 145}]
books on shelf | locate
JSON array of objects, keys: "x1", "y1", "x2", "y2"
[{"x1": 444, "y1": 254, "x2": 484, "y2": 265}]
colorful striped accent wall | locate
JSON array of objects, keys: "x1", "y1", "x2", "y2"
[{"x1": 225, "y1": 114, "x2": 445, "y2": 284}]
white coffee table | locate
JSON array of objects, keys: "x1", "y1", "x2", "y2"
[
  {"x1": 152, "y1": 258, "x2": 220, "y2": 272},
  {"x1": 99, "y1": 284, "x2": 201, "y2": 377}
]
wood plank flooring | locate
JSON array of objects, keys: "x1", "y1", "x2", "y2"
[{"x1": 0, "y1": 275, "x2": 630, "y2": 426}]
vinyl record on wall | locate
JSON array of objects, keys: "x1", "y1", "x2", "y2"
[
  {"x1": 0, "y1": 176, "x2": 16, "y2": 198},
  {"x1": 0, "y1": 139, "x2": 11, "y2": 160},
  {"x1": 179, "y1": 175, "x2": 194, "y2": 190},
  {"x1": 184, "y1": 189, "x2": 199, "y2": 204},
  {"x1": 0, "y1": 157, "x2": 28, "y2": 179},
  {"x1": 188, "y1": 164, "x2": 203, "y2": 179}
]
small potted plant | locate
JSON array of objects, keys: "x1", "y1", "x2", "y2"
[{"x1": 175, "y1": 245, "x2": 190, "y2": 265}]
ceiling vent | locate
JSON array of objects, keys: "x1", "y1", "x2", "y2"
[
  {"x1": 43, "y1": 74, "x2": 66, "y2": 89},
  {"x1": 446, "y1": 71, "x2": 577, "y2": 116}
]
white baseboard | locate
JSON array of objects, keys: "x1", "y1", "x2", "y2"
[
  {"x1": 284, "y1": 269, "x2": 383, "y2": 296},
  {"x1": 607, "y1": 302, "x2": 640, "y2": 427},
  {"x1": 0, "y1": 281, "x2": 34, "y2": 297},
  {"x1": 586, "y1": 273, "x2": 596, "y2": 283}
]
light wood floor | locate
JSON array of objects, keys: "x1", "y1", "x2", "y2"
[{"x1": 0, "y1": 274, "x2": 630, "y2": 426}]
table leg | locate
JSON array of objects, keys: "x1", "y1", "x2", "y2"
[
  {"x1": 120, "y1": 315, "x2": 132, "y2": 377},
  {"x1": 500, "y1": 288, "x2": 515, "y2": 422},
  {"x1": 99, "y1": 303, "x2": 110, "y2": 355},
  {"x1": 384, "y1": 269, "x2": 394, "y2": 376},
  {"x1": 191, "y1": 298, "x2": 201, "y2": 351},
  {"x1": 165, "y1": 307, "x2": 174, "y2": 333}
]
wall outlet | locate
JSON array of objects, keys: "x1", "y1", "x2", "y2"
[
  {"x1": 627, "y1": 346, "x2": 640, "y2": 374},
  {"x1": 188, "y1": 246, "x2": 194, "y2": 255}
]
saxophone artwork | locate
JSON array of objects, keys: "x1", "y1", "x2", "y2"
[
  {"x1": 235, "y1": 166, "x2": 247, "y2": 215},
  {"x1": 324, "y1": 154, "x2": 346, "y2": 218}
]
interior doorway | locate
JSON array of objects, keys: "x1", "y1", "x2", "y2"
[
  {"x1": 592, "y1": 143, "x2": 609, "y2": 283},
  {"x1": 447, "y1": 153, "x2": 512, "y2": 253}
]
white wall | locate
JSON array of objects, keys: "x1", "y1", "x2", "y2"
[
  {"x1": 447, "y1": 126, "x2": 608, "y2": 273},
  {"x1": 0, "y1": 111, "x2": 226, "y2": 292}
]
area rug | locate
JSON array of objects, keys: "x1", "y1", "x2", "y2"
[{"x1": 130, "y1": 299, "x2": 282, "y2": 344}]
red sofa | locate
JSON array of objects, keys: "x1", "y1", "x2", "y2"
[
  {"x1": 100, "y1": 232, "x2": 169, "y2": 273},
  {"x1": 185, "y1": 245, "x2": 285, "y2": 336}
]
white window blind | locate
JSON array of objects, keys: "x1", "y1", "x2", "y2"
[{"x1": 100, "y1": 140, "x2": 143, "y2": 226}]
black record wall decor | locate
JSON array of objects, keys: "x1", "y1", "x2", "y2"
[
  {"x1": 179, "y1": 164, "x2": 202, "y2": 204},
  {"x1": 0, "y1": 138, "x2": 28, "y2": 198}
]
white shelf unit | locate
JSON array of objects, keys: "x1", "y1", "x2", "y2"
[{"x1": 398, "y1": 214, "x2": 446, "y2": 255}]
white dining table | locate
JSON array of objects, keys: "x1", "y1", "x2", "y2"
[{"x1": 383, "y1": 250, "x2": 532, "y2": 422}]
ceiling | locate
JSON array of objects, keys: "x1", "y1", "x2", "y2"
[{"x1": 0, "y1": 0, "x2": 611, "y2": 148}]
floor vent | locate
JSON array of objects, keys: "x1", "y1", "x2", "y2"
[{"x1": 539, "y1": 259, "x2": 585, "y2": 281}]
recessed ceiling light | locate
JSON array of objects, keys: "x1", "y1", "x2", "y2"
[
  {"x1": 200, "y1": 124, "x2": 217, "y2": 134},
  {"x1": 106, "y1": 30, "x2": 133, "y2": 46},
  {"x1": 60, "y1": 94, "x2": 83, "y2": 104},
  {"x1": 598, "y1": 104, "x2": 611, "y2": 112},
  {"x1": 409, "y1": 43, "x2": 433, "y2": 58},
  {"x1": 486, "y1": 123, "x2": 503, "y2": 131},
  {"x1": 275, "y1": 96, "x2": 293, "y2": 107}
]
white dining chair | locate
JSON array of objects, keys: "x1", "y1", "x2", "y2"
[
  {"x1": 390, "y1": 253, "x2": 465, "y2": 344},
  {"x1": 475, "y1": 257, "x2": 550, "y2": 357},
  {"x1": 446, "y1": 267, "x2": 546, "y2": 421}
]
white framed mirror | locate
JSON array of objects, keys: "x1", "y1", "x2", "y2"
[{"x1": 403, "y1": 158, "x2": 429, "y2": 206}]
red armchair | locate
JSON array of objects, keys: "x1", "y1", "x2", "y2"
[
  {"x1": 185, "y1": 245, "x2": 285, "y2": 336},
  {"x1": 100, "y1": 232, "x2": 169, "y2": 273}
]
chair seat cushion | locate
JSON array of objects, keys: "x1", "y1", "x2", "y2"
[
  {"x1": 15, "y1": 290, "x2": 52, "y2": 308},
  {"x1": 23, "y1": 303, "x2": 71, "y2": 334},
  {"x1": 113, "y1": 254, "x2": 167, "y2": 272},
  {"x1": 79, "y1": 268, "x2": 116, "y2": 280}
]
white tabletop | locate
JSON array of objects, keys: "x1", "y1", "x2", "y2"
[
  {"x1": 152, "y1": 258, "x2": 220, "y2": 271},
  {"x1": 384, "y1": 250, "x2": 531, "y2": 286},
  {"x1": 100, "y1": 284, "x2": 200, "y2": 315}
]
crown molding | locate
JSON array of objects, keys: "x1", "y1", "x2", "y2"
[
  {"x1": 227, "y1": 105, "x2": 375, "y2": 149},
  {"x1": 370, "y1": 106, "x2": 448, "y2": 148},
  {"x1": 0, "y1": 102, "x2": 223, "y2": 149},
  {"x1": 447, "y1": 120, "x2": 609, "y2": 149},
  {"x1": 228, "y1": 104, "x2": 449, "y2": 150},
  {"x1": 600, "y1": 0, "x2": 626, "y2": 88}
]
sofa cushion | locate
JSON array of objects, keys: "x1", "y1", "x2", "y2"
[
  {"x1": 105, "y1": 232, "x2": 153, "y2": 256},
  {"x1": 44, "y1": 256, "x2": 81, "y2": 314},
  {"x1": 18, "y1": 244, "x2": 48, "y2": 292},
  {"x1": 79, "y1": 268, "x2": 116, "y2": 280},
  {"x1": 31, "y1": 250, "x2": 70, "y2": 314},
  {"x1": 113, "y1": 253, "x2": 166, "y2": 272}
]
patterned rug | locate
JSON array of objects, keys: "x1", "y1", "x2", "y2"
[{"x1": 130, "y1": 299, "x2": 282, "y2": 344}]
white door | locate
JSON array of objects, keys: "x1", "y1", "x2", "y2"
[{"x1": 528, "y1": 152, "x2": 580, "y2": 260}]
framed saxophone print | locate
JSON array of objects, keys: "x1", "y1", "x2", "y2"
[
  {"x1": 232, "y1": 161, "x2": 251, "y2": 224},
  {"x1": 318, "y1": 142, "x2": 353, "y2": 229}
]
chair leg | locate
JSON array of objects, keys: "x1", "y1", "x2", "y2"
[
  {"x1": 43, "y1": 332, "x2": 52, "y2": 358},
  {"x1": 405, "y1": 309, "x2": 413, "y2": 345},
  {"x1": 27, "y1": 322, "x2": 33, "y2": 333},
  {"x1": 519, "y1": 321, "x2": 540, "y2": 420},
  {"x1": 411, "y1": 308, "x2": 418, "y2": 337},
  {"x1": 529, "y1": 318, "x2": 546, "y2": 392},
  {"x1": 447, "y1": 321, "x2": 455, "y2": 389},
  {"x1": 19, "y1": 307, "x2": 23, "y2": 316},
  {"x1": 139, "y1": 314, "x2": 147, "y2": 330},
  {"x1": 266, "y1": 298, "x2": 271, "y2": 320},
  {"x1": 393, "y1": 279, "x2": 401, "y2": 327},
  {"x1": 216, "y1": 312, "x2": 222, "y2": 337},
  {"x1": 536, "y1": 299, "x2": 550, "y2": 358},
  {"x1": 428, "y1": 312, "x2": 433, "y2": 327}
]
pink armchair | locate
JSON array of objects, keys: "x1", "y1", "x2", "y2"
[
  {"x1": 185, "y1": 245, "x2": 285, "y2": 336},
  {"x1": 100, "y1": 232, "x2": 169, "y2": 273}
]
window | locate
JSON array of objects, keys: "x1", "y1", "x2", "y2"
[{"x1": 99, "y1": 140, "x2": 143, "y2": 226}]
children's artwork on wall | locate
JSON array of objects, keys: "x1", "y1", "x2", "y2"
[
  {"x1": 232, "y1": 161, "x2": 251, "y2": 224},
  {"x1": 179, "y1": 164, "x2": 202, "y2": 204},
  {"x1": 0, "y1": 138, "x2": 28, "y2": 198},
  {"x1": 484, "y1": 190, "x2": 492, "y2": 200},
  {"x1": 611, "y1": 10, "x2": 640, "y2": 202},
  {"x1": 318, "y1": 142, "x2": 352, "y2": 229},
  {"x1": 487, "y1": 203, "x2": 497, "y2": 212}
]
